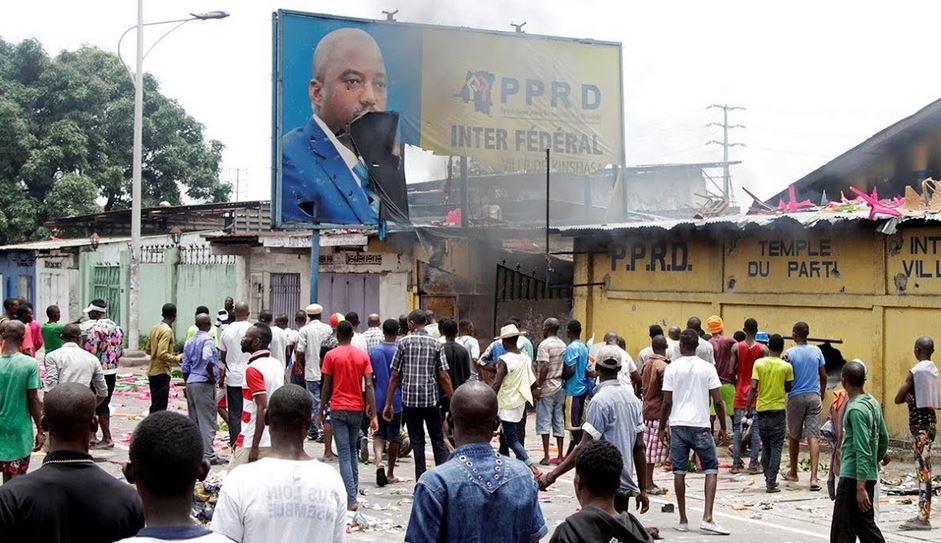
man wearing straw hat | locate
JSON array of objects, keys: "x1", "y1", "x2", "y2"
[{"x1": 490, "y1": 323, "x2": 538, "y2": 469}]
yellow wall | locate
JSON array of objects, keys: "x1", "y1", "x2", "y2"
[{"x1": 573, "y1": 223, "x2": 941, "y2": 438}]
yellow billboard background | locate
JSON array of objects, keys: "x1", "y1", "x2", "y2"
[{"x1": 419, "y1": 28, "x2": 623, "y2": 175}]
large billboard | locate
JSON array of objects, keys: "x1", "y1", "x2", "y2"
[{"x1": 272, "y1": 10, "x2": 624, "y2": 228}]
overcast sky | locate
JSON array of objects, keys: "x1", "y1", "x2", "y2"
[{"x1": 4, "y1": 0, "x2": 941, "y2": 204}]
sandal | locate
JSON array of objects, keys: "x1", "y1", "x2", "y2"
[
  {"x1": 782, "y1": 473, "x2": 799, "y2": 482},
  {"x1": 809, "y1": 481, "x2": 821, "y2": 492}
]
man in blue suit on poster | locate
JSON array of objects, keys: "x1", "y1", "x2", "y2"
[{"x1": 282, "y1": 28, "x2": 390, "y2": 225}]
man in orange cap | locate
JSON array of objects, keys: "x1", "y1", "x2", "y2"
[{"x1": 707, "y1": 316, "x2": 736, "y2": 434}]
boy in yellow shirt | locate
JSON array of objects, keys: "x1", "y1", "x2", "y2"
[{"x1": 746, "y1": 333, "x2": 794, "y2": 493}]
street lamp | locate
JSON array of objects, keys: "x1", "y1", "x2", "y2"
[
  {"x1": 119, "y1": 2, "x2": 228, "y2": 352},
  {"x1": 168, "y1": 225, "x2": 183, "y2": 246}
]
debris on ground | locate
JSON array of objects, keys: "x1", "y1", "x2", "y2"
[
  {"x1": 881, "y1": 474, "x2": 941, "y2": 496},
  {"x1": 192, "y1": 471, "x2": 226, "y2": 524}
]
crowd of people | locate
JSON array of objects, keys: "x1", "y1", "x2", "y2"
[{"x1": 0, "y1": 296, "x2": 937, "y2": 543}]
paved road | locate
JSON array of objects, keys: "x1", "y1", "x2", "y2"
[{"x1": 15, "y1": 366, "x2": 938, "y2": 542}]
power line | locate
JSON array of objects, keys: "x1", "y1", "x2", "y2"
[{"x1": 747, "y1": 146, "x2": 831, "y2": 158}]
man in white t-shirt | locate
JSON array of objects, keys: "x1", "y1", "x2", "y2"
[
  {"x1": 636, "y1": 324, "x2": 664, "y2": 368},
  {"x1": 283, "y1": 311, "x2": 305, "y2": 385},
  {"x1": 456, "y1": 319, "x2": 481, "y2": 363},
  {"x1": 345, "y1": 312, "x2": 369, "y2": 353},
  {"x1": 659, "y1": 329, "x2": 729, "y2": 535},
  {"x1": 666, "y1": 319, "x2": 715, "y2": 364},
  {"x1": 219, "y1": 302, "x2": 253, "y2": 447},
  {"x1": 212, "y1": 384, "x2": 346, "y2": 543},
  {"x1": 601, "y1": 332, "x2": 640, "y2": 391},
  {"x1": 257, "y1": 310, "x2": 288, "y2": 369},
  {"x1": 295, "y1": 305, "x2": 333, "y2": 440},
  {"x1": 230, "y1": 324, "x2": 285, "y2": 467}
]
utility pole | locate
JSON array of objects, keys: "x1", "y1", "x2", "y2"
[
  {"x1": 706, "y1": 104, "x2": 745, "y2": 202},
  {"x1": 228, "y1": 168, "x2": 247, "y2": 202}
]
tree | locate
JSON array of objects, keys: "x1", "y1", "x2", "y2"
[
  {"x1": 45, "y1": 173, "x2": 100, "y2": 218},
  {"x1": 0, "y1": 37, "x2": 230, "y2": 243}
]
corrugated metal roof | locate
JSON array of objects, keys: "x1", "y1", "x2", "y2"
[
  {"x1": 0, "y1": 237, "x2": 131, "y2": 251},
  {"x1": 557, "y1": 210, "x2": 941, "y2": 235}
]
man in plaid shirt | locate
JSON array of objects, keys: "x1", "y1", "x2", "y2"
[{"x1": 382, "y1": 309, "x2": 454, "y2": 480}]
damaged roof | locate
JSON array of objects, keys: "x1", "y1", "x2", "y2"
[{"x1": 558, "y1": 210, "x2": 941, "y2": 235}]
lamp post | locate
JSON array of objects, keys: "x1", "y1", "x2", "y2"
[
  {"x1": 168, "y1": 225, "x2": 183, "y2": 246},
  {"x1": 121, "y1": 2, "x2": 228, "y2": 351}
]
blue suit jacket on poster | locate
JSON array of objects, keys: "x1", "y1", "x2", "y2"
[{"x1": 281, "y1": 118, "x2": 378, "y2": 225}]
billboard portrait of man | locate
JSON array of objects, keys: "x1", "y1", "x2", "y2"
[{"x1": 281, "y1": 27, "x2": 390, "y2": 225}]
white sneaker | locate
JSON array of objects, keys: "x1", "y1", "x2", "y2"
[
  {"x1": 700, "y1": 521, "x2": 730, "y2": 535},
  {"x1": 674, "y1": 523, "x2": 689, "y2": 532}
]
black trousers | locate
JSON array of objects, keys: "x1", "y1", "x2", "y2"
[
  {"x1": 402, "y1": 406, "x2": 449, "y2": 481},
  {"x1": 830, "y1": 478, "x2": 885, "y2": 543},
  {"x1": 148, "y1": 374, "x2": 171, "y2": 413},
  {"x1": 226, "y1": 385, "x2": 244, "y2": 447}
]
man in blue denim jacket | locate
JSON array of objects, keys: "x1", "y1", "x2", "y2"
[{"x1": 406, "y1": 381, "x2": 547, "y2": 542}]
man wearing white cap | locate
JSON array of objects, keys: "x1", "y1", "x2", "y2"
[
  {"x1": 490, "y1": 324, "x2": 538, "y2": 468},
  {"x1": 541, "y1": 344, "x2": 648, "y2": 515},
  {"x1": 295, "y1": 304, "x2": 333, "y2": 441},
  {"x1": 79, "y1": 299, "x2": 124, "y2": 449}
]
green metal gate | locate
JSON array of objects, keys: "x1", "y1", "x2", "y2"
[{"x1": 92, "y1": 264, "x2": 122, "y2": 324}]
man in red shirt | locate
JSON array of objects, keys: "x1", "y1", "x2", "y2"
[
  {"x1": 321, "y1": 320, "x2": 377, "y2": 511},
  {"x1": 729, "y1": 318, "x2": 768, "y2": 474}
]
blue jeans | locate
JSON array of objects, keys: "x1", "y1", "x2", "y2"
[
  {"x1": 669, "y1": 426, "x2": 719, "y2": 475},
  {"x1": 499, "y1": 418, "x2": 529, "y2": 463},
  {"x1": 305, "y1": 380, "x2": 321, "y2": 436},
  {"x1": 757, "y1": 410, "x2": 786, "y2": 488},
  {"x1": 733, "y1": 408, "x2": 761, "y2": 469},
  {"x1": 331, "y1": 409, "x2": 364, "y2": 505}
]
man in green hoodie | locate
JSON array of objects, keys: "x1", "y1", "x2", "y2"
[{"x1": 830, "y1": 360, "x2": 889, "y2": 543}]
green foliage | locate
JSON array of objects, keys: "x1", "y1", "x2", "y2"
[
  {"x1": 46, "y1": 173, "x2": 100, "y2": 218},
  {"x1": 0, "y1": 38, "x2": 230, "y2": 243}
]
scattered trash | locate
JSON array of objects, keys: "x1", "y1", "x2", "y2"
[
  {"x1": 192, "y1": 471, "x2": 226, "y2": 524},
  {"x1": 352, "y1": 512, "x2": 373, "y2": 528},
  {"x1": 732, "y1": 503, "x2": 749, "y2": 511},
  {"x1": 661, "y1": 503, "x2": 674, "y2": 513},
  {"x1": 881, "y1": 474, "x2": 941, "y2": 496}
]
